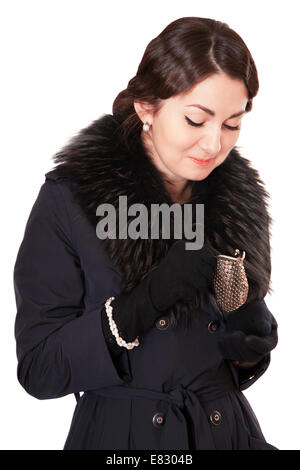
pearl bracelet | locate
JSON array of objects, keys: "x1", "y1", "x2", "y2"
[{"x1": 105, "y1": 296, "x2": 140, "y2": 350}]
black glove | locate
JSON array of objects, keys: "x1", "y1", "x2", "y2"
[
  {"x1": 149, "y1": 239, "x2": 218, "y2": 311},
  {"x1": 101, "y1": 240, "x2": 218, "y2": 354},
  {"x1": 217, "y1": 299, "x2": 278, "y2": 363}
]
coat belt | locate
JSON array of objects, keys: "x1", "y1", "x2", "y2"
[{"x1": 83, "y1": 362, "x2": 237, "y2": 449}]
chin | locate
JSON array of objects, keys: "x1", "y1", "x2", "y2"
[
  {"x1": 188, "y1": 167, "x2": 215, "y2": 181},
  {"x1": 190, "y1": 173, "x2": 212, "y2": 181}
]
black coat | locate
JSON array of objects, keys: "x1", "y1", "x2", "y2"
[{"x1": 13, "y1": 112, "x2": 278, "y2": 450}]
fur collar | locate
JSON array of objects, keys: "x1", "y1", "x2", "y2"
[{"x1": 50, "y1": 112, "x2": 272, "y2": 324}]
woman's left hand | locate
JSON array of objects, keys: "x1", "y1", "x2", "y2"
[{"x1": 217, "y1": 300, "x2": 278, "y2": 363}]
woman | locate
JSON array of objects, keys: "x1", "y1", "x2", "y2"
[{"x1": 13, "y1": 17, "x2": 278, "y2": 450}]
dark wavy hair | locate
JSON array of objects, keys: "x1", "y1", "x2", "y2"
[{"x1": 113, "y1": 16, "x2": 259, "y2": 149}]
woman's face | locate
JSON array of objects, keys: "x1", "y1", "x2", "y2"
[{"x1": 135, "y1": 72, "x2": 249, "y2": 184}]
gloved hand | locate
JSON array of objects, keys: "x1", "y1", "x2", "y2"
[
  {"x1": 217, "y1": 299, "x2": 278, "y2": 363},
  {"x1": 149, "y1": 239, "x2": 219, "y2": 311},
  {"x1": 104, "y1": 240, "x2": 218, "y2": 344}
]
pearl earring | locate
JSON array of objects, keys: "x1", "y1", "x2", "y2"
[{"x1": 143, "y1": 122, "x2": 150, "y2": 132}]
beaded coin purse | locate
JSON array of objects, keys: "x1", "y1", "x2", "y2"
[{"x1": 212, "y1": 249, "x2": 249, "y2": 315}]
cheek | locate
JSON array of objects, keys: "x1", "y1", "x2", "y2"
[
  {"x1": 221, "y1": 131, "x2": 240, "y2": 152},
  {"x1": 214, "y1": 133, "x2": 240, "y2": 167},
  {"x1": 154, "y1": 120, "x2": 188, "y2": 157}
]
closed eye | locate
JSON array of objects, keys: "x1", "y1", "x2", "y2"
[{"x1": 184, "y1": 116, "x2": 240, "y2": 131}]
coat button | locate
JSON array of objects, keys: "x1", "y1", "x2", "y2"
[
  {"x1": 152, "y1": 412, "x2": 165, "y2": 427},
  {"x1": 210, "y1": 410, "x2": 222, "y2": 426},
  {"x1": 155, "y1": 317, "x2": 169, "y2": 330},
  {"x1": 208, "y1": 320, "x2": 220, "y2": 333}
]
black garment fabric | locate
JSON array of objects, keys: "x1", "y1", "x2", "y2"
[
  {"x1": 101, "y1": 241, "x2": 218, "y2": 358},
  {"x1": 13, "y1": 112, "x2": 278, "y2": 450}
]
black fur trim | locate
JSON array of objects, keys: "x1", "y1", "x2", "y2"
[{"x1": 50, "y1": 112, "x2": 272, "y2": 328}]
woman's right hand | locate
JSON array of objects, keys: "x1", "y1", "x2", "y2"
[
  {"x1": 104, "y1": 239, "x2": 219, "y2": 350},
  {"x1": 149, "y1": 239, "x2": 219, "y2": 311}
]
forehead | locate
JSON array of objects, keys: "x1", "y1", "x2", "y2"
[{"x1": 170, "y1": 73, "x2": 248, "y2": 112}]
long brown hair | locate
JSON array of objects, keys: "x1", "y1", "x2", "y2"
[{"x1": 113, "y1": 16, "x2": 259, "y2": 148}]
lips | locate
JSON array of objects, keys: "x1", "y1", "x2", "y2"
[
  {"x1": 190, "y1": 157, "x2": 210, "y2": 161},
  {"x1": 188, "y1": 156, "x2": 214, "y2": 166}
]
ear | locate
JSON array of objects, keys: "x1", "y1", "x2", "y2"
[{"x1": 134, "y1": 100, "x2": 154, "y2": 125}]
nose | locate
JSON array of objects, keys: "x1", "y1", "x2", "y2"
[{"x1": 198, "y1": 127, "x2": 221, "y2": 157}]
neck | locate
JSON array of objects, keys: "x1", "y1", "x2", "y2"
[
  {"x1": 164, "y1": 179, "x2": 193, "y2": 204},
  {"x1": 141, "y1": 131, "x2": 192, "y2": 204}
]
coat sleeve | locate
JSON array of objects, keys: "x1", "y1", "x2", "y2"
[
  {"x1": 227, "y1": 353, "x2": 271, "y2": 391},
  {"x1": 13, "y1": 178, "x2": 130, "y2": 400}
]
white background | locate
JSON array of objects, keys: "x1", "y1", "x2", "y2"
[{"x1": 1, "y1": 0, "x2": 299, "y2": 450}]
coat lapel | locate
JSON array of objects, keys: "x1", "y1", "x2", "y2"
[{"x1": 51, "y1": 112, "x2": 272, "y2": 324}]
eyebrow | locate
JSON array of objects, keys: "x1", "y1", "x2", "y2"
[{"x1": 185, "y1": 104, "x2": 247, "y2": 119}]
